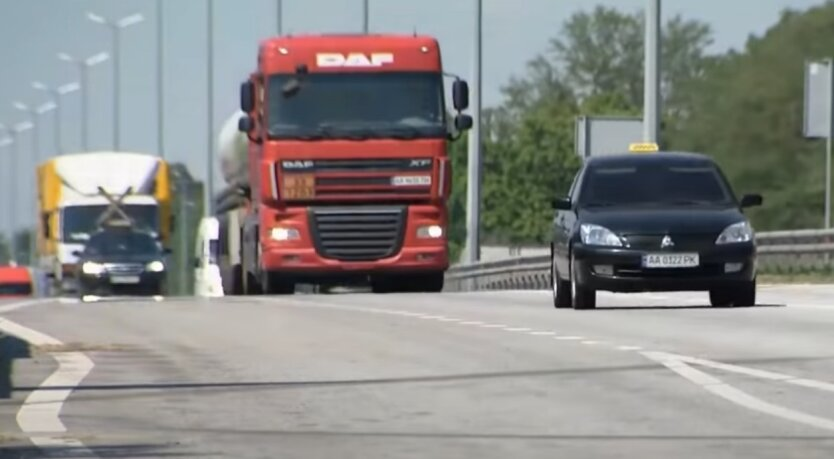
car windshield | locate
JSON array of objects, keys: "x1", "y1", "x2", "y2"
[
  {"x1": 62, "y1": 204, "x2": 159, "y2": 243},
  {"x1": 267, "y1": 72, "x2": 446, "y2": 140},
  {"x1": 579, "y1": 163, "x2": 735, "y2": 207},
  {"x1": 84, "y1": 231, "x2": 161, "y2": 256}
]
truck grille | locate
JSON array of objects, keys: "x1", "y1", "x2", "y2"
[
  {"x1": 281, "y1": 158, "x2": 432, "y2": 173},
  {"x1": 104, "y1": 263, "x2": 144, "y2": 275},
  {"x1": 309, "y1": 206, "x2": 406, "y2": 261}
]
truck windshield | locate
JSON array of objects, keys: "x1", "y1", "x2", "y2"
[
  {"x1": 84, "y1": 231, "x2": 162, "y2": 256},
  {"x1": 267, "y1": 72, "x2": 446, "y2": 140},
  {"x1": 62, "y1": 204, "x2": 160, "y2": 243}
]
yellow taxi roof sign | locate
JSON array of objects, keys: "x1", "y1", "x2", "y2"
[{"x1": 628, "y1": 142, "x2": 659, "y2": 153}]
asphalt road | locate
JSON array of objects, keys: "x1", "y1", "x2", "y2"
[{"x1": 1, "y1": 285, "x2": 834, "y2": 458}]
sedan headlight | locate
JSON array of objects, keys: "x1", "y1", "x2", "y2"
[
  {"x1": 81, "y1": 262, "x2": 105, "y2": 275},
  {"x1": 146, "y1": 261, "x2": 165, "y2": 272},
  {"x1": 715, "y1": 221, "x2": 754, "y2": 244},
  {"x1": 270, "y1": 227, "x2": 300, "y2": 241},
  {"x1": 580, "y1": 224, "x2": 623, "y2": 247}
]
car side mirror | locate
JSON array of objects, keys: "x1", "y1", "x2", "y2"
[
  {"x1": 71, "y1": 250, "x2": 82, "y2": 257},
  {"x1": 740, "y1": 194, "x2": 763, "y2": 208},
  {"x1": 551, "y1": 197, "x2": 572, "y2": 211}
]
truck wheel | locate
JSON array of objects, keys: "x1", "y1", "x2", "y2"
[
  {"x1": 415, "y1": 272, "x2": 444, "y2": 293},
  {"x1": 370, "y1": 276, "x2": 398, "y2": 293},
  {"x1": 263, "y1": 272, "x2": 295, "y2": 295}
]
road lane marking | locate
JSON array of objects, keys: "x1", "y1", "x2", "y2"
[
  {"x1": 643, "y1": 351, "x2": 834, "y2": 433},
  {"x1": 555, "y1": 336, "x2": 584, "y2": 340},
  {"x1": 529, "y1": 331, "x2": 556, "y2": 336},
  {"x1": 582, "y1": 340, "x2": 602, "y2": 345},
  {"x1": 0, "y1": 300, "x2": 98, "y2": 456},
  {"x1": 666, "y1": 353, "x2": 834, "y2": 394},
  {"x1": 504, "y1": 327, "x2": 532, "y2": 332},
  {"x1": 617, "y1": 346, "x2": 643, "y2": 351},
  {"x1": 461, "y1": 321, "x2": 484, "y2": 325}
]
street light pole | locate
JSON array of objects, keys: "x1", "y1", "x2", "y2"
[
  {"x1": 86, "y1": 12, "x2": 145, "y2": 150},
  {"x1": 32, "y1": 81, "x2": 81, "y2": 155},
  {"x1": 277, "y1": 0, "x2": 283, "y2": 35},
  {"x1": 4, "y1": 122, "x2": 34, "y2": 264},
  {"x1": 362, "y1": 0, "x2": 369, "y2": 33},
  {"x1": 206, "y1": 0, "x2": 215, "y2": 216},
  {"x1": 58, "y1": 52, "x2": 109, "y2": 151},
  {"x1": 464, "y1": 0, "x2": 483, "y2": 265},
  {"x1": 643, "y1": 0, "x2": 661, "y2": 143},
  {"x1": 0, "y1": 126, "x2": 12, "y2": 260},
  {"x1": 13, "y1": 102, "x2": 56, "y2": 162},
  {"x1": 157, "y1": 0, "x2": 165, "y2": 158}
]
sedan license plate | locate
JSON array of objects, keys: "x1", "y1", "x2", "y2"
[
  {"x1": 642, "y1": 253, "x2": 699, "y2": 268},
  {"x1": 110, "y1": 275, "x2": 141, "y2": 284}
]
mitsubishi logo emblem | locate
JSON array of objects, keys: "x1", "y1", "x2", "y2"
[{"x1": 661, "y1": 235, "x2": 674, "y2": 248}]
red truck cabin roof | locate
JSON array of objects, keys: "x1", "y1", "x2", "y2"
[
  {"x1": 258, "y1": 34, "x2": 442, "y2": 74},
  {"x1": 0, "y1": 266, "x2": 33, "y2": 297}
]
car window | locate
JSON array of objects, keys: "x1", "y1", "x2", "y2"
[
  {"x1": 85, "y1": 231, "x2": 161, "y2": 256},
  {"x1": 578, "y1": 163, "x2": 734, "y2": 207}
]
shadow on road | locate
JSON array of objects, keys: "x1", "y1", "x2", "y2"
[
  {"x1": 588, "y1": 303, "x2": 787, "y2": 311},
  {"x1": 0, "y1": 443, "x2": 198, "y2": 458},
  {"x1": 0, "y1": 333, "x2": 31, "y2": 399}
]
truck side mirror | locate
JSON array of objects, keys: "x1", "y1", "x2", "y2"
[
  {"x1": 452, "y1": 80, "x2": 469, "y2": 111},
  {"x1": 240, "y1": 81, "x2": 255, "y2": 112},
  {"x1": 454, "y1": 114, "x2": 473, "y2": 131},
  {"x1": 238, "y1": 115, "x2": 254, "y2": 133}
]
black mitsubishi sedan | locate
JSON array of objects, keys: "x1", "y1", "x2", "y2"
[
  {"x1": 74, "y1": 228, "x2": 170, "y2": 299},
  {"x1": 550, "y1": 151, "x2": 762, "y2": 310}
]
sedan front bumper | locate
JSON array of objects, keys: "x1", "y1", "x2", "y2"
[{"x1": 572, "y1": 242, "x2": 756, "y2": 292}]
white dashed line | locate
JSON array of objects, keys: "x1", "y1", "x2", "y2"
[
  {"x1": 581, "y1": 340, "x2": 602, "y2": 345},
  {"x1": 461, "y1": 321, "x2": 484, "y2": 325},
  {"x1": 504, "y1": 327, "x2": 532, "y2": 332},
  {"x1": 529, "y1": 331, "x2": 556, "y2": 336},
  {"x1": 555, "y1": 336, "x2": 585, "y2": 340},
  {"x1": 480, "y1": 324, "x2": 506, "y2": 328},
  {"x1": 617, "y1": 346, "x2": 643, "y2": 351}
]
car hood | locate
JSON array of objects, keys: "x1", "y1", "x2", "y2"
[
  {"x1": 80, "y1": 254, "x2": 162, "y2": 264},
  {"x1": 578, "y1": 206, "x2": 746, "y2": 235}
]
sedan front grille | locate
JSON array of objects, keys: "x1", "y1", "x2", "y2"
[
  {"x1": 104, "y1": 263, "x2": 145, "y2": 275},
  {"x1": 309, "y1": 206, "x2": 406, "y2": 261}
]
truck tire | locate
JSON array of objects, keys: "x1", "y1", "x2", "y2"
[
  {"x1": 263, "y1": 272, "x2": 295, "y2": 295},
  {"x1": 414, "y1": 271, "x2": 444, "y2": 293}
]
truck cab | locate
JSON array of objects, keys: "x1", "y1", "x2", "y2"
[{"x1": 235, "y1": 34, "x2": 472, "y2": 294}]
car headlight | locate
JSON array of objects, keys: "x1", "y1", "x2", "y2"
[
  {"x1": 417, "y1": 224, "x2": 444, "y2": 239},
  {"x1": 580, "y1": 224, "x2": 623, "y2": 247},
  {"x1": 270, "y1": 227, "x2": 300, "y2": 241},
  {"x1": 81, "y1": 262, "x2": 105, "y2": 275},
  {"x1": 715, "y1": 221, "x2": 754, "y2": 244},
  {"x1": 146, "y1": 261, "x2": 165, "y2": 272}
]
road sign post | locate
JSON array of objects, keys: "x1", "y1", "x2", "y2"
[{"x1": 803, "y1": 59, "x2": 834, "y2": 229}]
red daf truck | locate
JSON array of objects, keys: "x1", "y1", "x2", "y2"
[{"x1": 235, "y1": 34, "x2": 472, "y2": 294}]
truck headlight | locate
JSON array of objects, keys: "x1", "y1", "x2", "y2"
[
  {"x1": 715, "y1": 221, "x2": 753, "y2": 244},
  {"x1": 146, "y1": 261, "x2": 165, "y2": 272},
  {"x1": 271, "y1": 227, "x2": 300, "y2": 241},
  {"x1": 580, "y1": 224, "x2": 623, "y2": 247},
  {"x1": 81, "y1": 262, "x2": 105, "y2": 275},
  {"x1": 417, "y1": 225, "x2": 443, "y2": 239}
]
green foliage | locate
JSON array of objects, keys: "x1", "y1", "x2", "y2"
[
  {"x1": 444, "y1": 3, "x2": 834, "y2": 254},
  {"x1": 667, "y1": 2, "x2": 834, "y2": 230}
]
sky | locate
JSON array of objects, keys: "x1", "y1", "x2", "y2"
[{"x1": 0, "y1": 0, "x2": 828, "y2": 230}]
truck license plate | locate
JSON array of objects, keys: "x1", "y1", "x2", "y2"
[
  {"x1": 641, "y1": 253, "x2": 699, "y2": 268},
  {"x1": 111, "y1": 276, "x2": 141, "y2": 284}
]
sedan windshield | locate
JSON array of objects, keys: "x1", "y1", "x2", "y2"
[
  {"x1": 579, "y1": 163, "x2": 735, "y2": 207},
  {"x1": 62, "y1": 204, "x2": 159, "y2": 243},
  {"x1": 84, "y1": 231, "x2": 161, "y2": 256},
  {"x1": 267, "y1": 72, "x2": 446, "y2": 140}
]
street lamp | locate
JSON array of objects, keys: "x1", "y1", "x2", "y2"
[
  {"x1": 32, "y1": 81, "x2": 80, "y2": 155},
  {"x1": 0, "y1": 121, "x2": 34, "y2": 265},
  {"x1": 13, "y1": 101, "x2": 57, "y2": 161},
  {"x1": 86, "y1": 11, "x2": 145, "y2": 150},
  {"x1": 57, "y1": 51, "x2": 109, "y2": 151}
]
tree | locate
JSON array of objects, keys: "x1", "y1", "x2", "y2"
[{"x1": 667, "y1": 2, "x2": 834, "y2": 230}]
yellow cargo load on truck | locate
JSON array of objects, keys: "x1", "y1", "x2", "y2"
[{"x1": 36, "y1": 151, "x2": 172, "y2": 294}]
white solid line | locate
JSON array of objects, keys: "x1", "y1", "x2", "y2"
[
  {"x1": 555, "y1": 336, "x2": 584, "y2": 340},
  {"x1": 0, "y1": 301, "x2": 97, "y2": 456},
  {"x1": 643, "y1": 351, "x2": 834, "y2": 433},
  {"x1": 0, "y1": 299, "x2": 46, "y2": 314},
  {"x1": 669, "y1": 353, "x2": 834, "y2": 394},
  {"x1": 530, "y1": 331, "x2": 556, "y2": 336}
]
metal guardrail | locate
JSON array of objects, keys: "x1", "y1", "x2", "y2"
[{"x1": 444, "y1": 229, "x2": 834, "y2": 291}]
